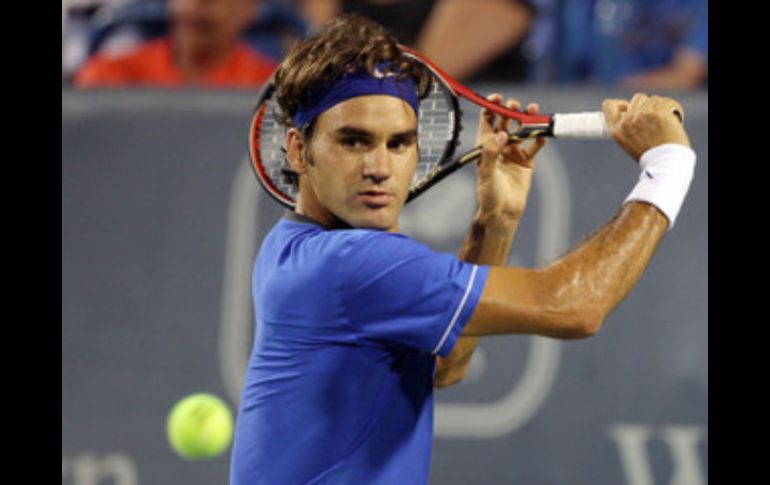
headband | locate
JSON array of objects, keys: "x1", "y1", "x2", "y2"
[{"x1": 293, "y1": 64, "x2": 420, "y2": 129}]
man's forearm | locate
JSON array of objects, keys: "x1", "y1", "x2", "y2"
[
  {"x1": 434, "y1": 213, "x2": 519, "y2": 387},
  {"x1": 542, "y1": 201, "x2": 669, "y2": 332},
  {"x1": 459, "y1": 212, "x2": 520, "y2": 264},
  {"x1": 464, "y1": 202, "x2": 669, "y2": 338}
]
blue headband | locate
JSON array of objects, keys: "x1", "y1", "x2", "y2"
[{"x1": 293, "y1": 65, "x2": 420, "y2": 128}]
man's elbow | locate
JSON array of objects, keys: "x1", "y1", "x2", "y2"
[
  {"x1": 561, "y1": 308, "x2": 606, "y2": 339},
  {"x1": 434, "y1": 368, "x2": 467, "y2": 388},
  {"x1": 572, "y1": 314, "x2": 604, "y2": 338}
]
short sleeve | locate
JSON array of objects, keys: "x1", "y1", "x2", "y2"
[
  {"x1": 74, "y1": 55, "x2": 128, "y2": 87},
  {"x1": 337, "y1": 231, "x2": 489, "y2": 357}
]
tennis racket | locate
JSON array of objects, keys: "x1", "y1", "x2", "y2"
[{"x1": 250, "y1": 46, "x2": 623, "y2": 209}]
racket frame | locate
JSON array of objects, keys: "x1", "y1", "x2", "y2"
[
  {"x1": 249, "y1": 81, "x2": 298, "y2": 209},
  {"x1": 399, "y1": 45, "x2": 554, "y2": 138}
]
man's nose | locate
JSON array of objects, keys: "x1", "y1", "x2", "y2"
[{"x1": 362, "y1": 144, "x2": 391, "y2": 182}]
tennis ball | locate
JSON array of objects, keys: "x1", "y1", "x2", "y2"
[{"x1": 166, "y1": 393, "x2": 234, "y2": 460}]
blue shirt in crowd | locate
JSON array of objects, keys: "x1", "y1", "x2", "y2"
[{"x1": 527, "y1": 0, "x2": 708, "y2": 83}]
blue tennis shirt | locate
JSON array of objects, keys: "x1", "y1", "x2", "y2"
[{"x1": 230, "y1": 213, "x2": 489, "y2": 485}]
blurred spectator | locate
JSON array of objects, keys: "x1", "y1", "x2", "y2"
[
  {"x1": 296, "y1": 0, "x2": 535, "y2": 83},
  {"x1": 73, "y1": 0, "x2": 306, "y2": 88},
  {"x1": 528, "y1": 0, "x2": 707, "y2": 89},
  {"x1": 63, "y1": 0, "x2": 135, "y2": 81}
]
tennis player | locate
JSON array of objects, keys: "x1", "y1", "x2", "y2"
[{"x1": 230, "y1": 14, "x2": 696, "y2": 485}]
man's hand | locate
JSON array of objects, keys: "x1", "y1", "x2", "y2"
[
  {"x1": 475, "y1": 94, "x2": 547, "y2": 220},
  {"x1": 602, "y1": 93, "x2": 691, "y2": 161}
]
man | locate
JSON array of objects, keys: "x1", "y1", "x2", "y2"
[
  {"x1": 230, "y1": 14, "x2": 696, "y2": 485},
  {"x1": 297, "y1": 0, "x2": 535, "y2": 82},
  {"x1": 75, "y1": 0, "x2": 278, "y2": 88}
]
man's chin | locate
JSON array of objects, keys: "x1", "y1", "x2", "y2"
[
  {"x1": 350, "y1": 219, "x2": 394, "y2": 232},
  {"x1": 347, "y1": 210, "x2": 398, "y2": 232}
]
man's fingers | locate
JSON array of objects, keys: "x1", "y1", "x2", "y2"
[
  {"x1": 660, "y1": 98, "x2": 685, "y2": 123},
  {"x1": 479, "y1": 93, "x2": 503, "y2": 135},
  {"x1": 647, "y1": 96, "x2": 686, "y2": 124},
  {"x1": 477, "y1": 131, "x2": 509, "y2": 177},
  {"x1": 499, "y1": 135, "x2": 547, "y2": 168},
  {"x1": 480, "y1": 131, "x2": 508, "y2": 157},
  {"x1": 525, "y1": 137, "x2": 547, "y2": 160},
  {"x1": 498, "y1": 98, "x2": 521, "y2": 133},
  {"x1": 525, "y1": 102, "x2": 540, "y2": 114},
  {"x1": 602, "y1": 99, "x2": 628, "y2": 128},
  {"x1": 626, "y1": 92, "x2": 654, "y2": 125},
  {"x1": 480, "y1": 96, "x2": 546, "y2": 169},
  {"x1": 629, "y1": 92, "x2": 648, "y2": 112}
]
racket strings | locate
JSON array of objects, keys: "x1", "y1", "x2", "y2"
[
  {"x1": 414, "y1": 80, "x2": 460, "y2": 185},
  {"x1": 259, "y1": 98, "x2": 300, "y2": 201}
]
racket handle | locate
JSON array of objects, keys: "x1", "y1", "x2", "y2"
[{"x1": 552, "y1": 112, "x2": 611, "y2": 139}]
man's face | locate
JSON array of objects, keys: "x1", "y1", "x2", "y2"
[
  {"x1": 298, "y1": 95, "x2": 419, "y2": 232},
  {"x1": 170, "y1": 0, "x2": 256, "y2": 52}
]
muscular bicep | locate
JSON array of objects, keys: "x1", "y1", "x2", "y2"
[{"x1": 462, "y1": 266, "x2": 595, "y2": 339}]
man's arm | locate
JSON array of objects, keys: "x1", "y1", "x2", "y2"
[
  {"x1": 416, "y1": 0, "x2": 533, "y2": 81},
  {"x1": 464, "y1": 93, "x2": 694, "y2": 338},
  {"x1": 465, "y1": 201, "x2": 667, "y2": 337},
  {"x1": 433, "y1": 215, "x2": 518, "y2": 388},
  {"x1": 620, "y1": 3, "x2": 708, "y2": 90},
  {"x1": 434, "y1": 95, "x2": 546, "y2": 388},
  {"x1": 620, "y1": 49, "x2": 707, "y2": 90}
]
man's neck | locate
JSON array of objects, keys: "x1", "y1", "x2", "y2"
[{"x1": 294, "y1": 199, "x2": 352, "y2": 231}]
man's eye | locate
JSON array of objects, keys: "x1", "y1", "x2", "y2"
[
  {"x1": 388, "y1": 138, "x2": 415, "y2": 151},
  {"x1": 341, "y1": 138, "x2": 367, "y2": 149}
]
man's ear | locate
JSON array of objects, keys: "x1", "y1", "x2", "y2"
[{"x1": 286, "y1": 128, "x2": 309, "y2": 175}]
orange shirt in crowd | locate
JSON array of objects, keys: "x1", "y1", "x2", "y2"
[{"x1": 75, "y1": 38, "x2": 277, "y2": 88}]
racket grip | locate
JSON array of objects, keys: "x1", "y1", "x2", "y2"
[{"x1": 552, "y1": 112, "x2": 611, "y2": 139}]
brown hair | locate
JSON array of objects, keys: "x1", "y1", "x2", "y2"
[{"x1": 274, "y1": 13, "x2": 432, "y2": 129}]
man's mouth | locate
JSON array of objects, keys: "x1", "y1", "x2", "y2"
[{"x1": 357, "y1": 190, "x2": 394, "y2": 207}]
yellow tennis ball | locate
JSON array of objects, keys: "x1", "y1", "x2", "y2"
[{"x1": 166, "y1": 393, "x2": 234, "y2": 460}]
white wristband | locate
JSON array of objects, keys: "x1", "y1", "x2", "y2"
[{"x1": 623, "y1": 144, "x2": 696, "y2": 229}]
